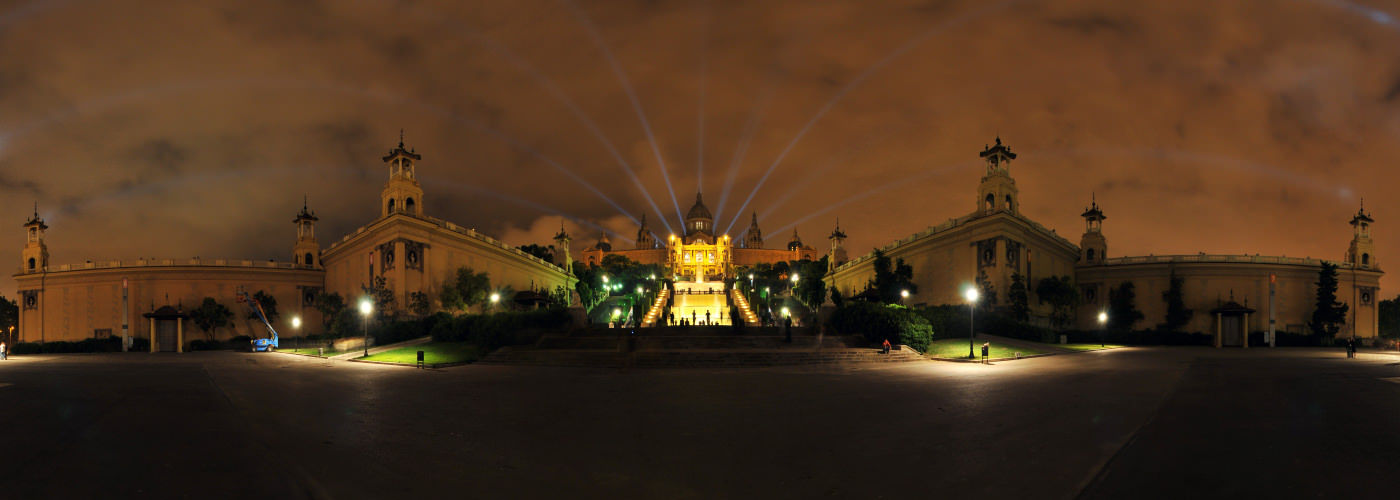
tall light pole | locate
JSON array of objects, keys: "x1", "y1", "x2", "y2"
[
  {"x1": 965, "y1": 287, "x2": 980, "y2": 359},
  {"x1": 490, "y1": 292, "x2": 500, "y2": 312},
  {"x1": 901, "y1": 289, "x2": 909, "y2": 306},
  {"x1": 359, "y1": 297, "x2": 372, "y2": 358},
  {"x1": 1098, "y1": 310, "x2": 1108, "y2": 347},
  {"x1": 291, "y1": 316, "x2": 301, "y2": 352}
]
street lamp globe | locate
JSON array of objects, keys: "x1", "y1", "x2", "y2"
[
  {"x1": 490, "y1": 293, "x2": 500, "y2": 304},
  {"x1": 358, "y1": 298, "x2": 372, "y2": 357},
  {"x1": 901, "y1": 290, "x2": 909, "y2": 299},
  {"x1": 964, "y1": 287, "x2": 979, "y2": 304},
  {"x1": 1097, "y1": 311, "x2": 1107, "y2": 325}
]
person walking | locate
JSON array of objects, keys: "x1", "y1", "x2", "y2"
[
  {"x1": 1346, "y1": 337, "x2": 1356, "y2": 358},
  {"x1": 1, "y1": 341, "x2": 6, "y2": 360}
]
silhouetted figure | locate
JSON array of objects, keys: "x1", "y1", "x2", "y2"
[{"x1": 784, "y1": 316, "x2": 793, "y2": 343}]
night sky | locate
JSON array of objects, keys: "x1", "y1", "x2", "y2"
[{"x1": 2, "y1": 0, "x2": 1397, "y2": 301}]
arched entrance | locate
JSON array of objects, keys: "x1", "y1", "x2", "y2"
[
  {"x1": 143, "y1": 305, "x2": 188, "y2": 353},
  {"x1": 1211, "y1": 300, "x2": 1255, "y2": 348}
]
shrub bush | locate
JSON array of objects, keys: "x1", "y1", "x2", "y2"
[
  {"x1": 429, "y1": 307, "x2": 571, "y2": 349},
  {"x1": 832, "y1": 301, "x2": 933, "y2": 352}
]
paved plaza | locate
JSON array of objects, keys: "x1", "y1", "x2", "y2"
[{"x1": 1, "y1": 347, "x2": 1398, "y2": 499}]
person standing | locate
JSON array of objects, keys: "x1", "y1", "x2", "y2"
[{"x1": 1, "y1": 341, "x2": 7, "y2": 360}]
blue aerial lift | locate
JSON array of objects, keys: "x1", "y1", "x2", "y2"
[{"x1": 237, "y1": 289, "x2": 279, "y2": 352}]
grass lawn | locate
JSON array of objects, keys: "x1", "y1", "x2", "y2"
[
  {"x1": 360, "y1": 342, "x2": 482, "y2": 365},
  {"x1": 284, "y1": 346, "x2": 343, "y2": 357},
  {"x1": 1059, "y1": 343, "x2": 1124, "y2": 351},
  {"x1": 924, "y1": 338, "x2": 1046, "y2": 359}
]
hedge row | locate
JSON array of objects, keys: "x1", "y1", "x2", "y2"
[
  {"x1": 9, "y1": 336, "x2": 149, "y2": 354},
  {"x1": 430, "y1": 307, "x2": 572, "y2": 349},
  {"x1": 831, "y1": 301, "x2": 932, "y2": 352}
]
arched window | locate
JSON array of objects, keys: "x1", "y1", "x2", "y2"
[
  {"x1": 1005, "y1": 194, "x2": 1014, "y2": 212},
  {"x1": 985, "y1": 194, "x2": 995, "y2": 212},
  {"x1": 1087, "y1": 248, "x2": 1096, "y2": 262},
  {"x1": 406, "y1": 197, "x2": 416, "y2": 213},
  {"x1": 305, "y1": 253, "x2": 314, "y2": 266},
  {"x1": 27, "y1": 257, "x2": 35, "y2": 270},
  {"x1": 387, "y1": 199, "x2": 396, "y2": 213},
  {"x1": 1363, "y1": 253, "x2": 1370, "y2": 265}
]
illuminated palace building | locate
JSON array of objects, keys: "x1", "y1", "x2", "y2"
[
  {"x1": 12, "y1": 138, "x2": 574, "y2": 350},
  {"x1": 580, "y1": 194, "x2": 817, "y2": 281},
  {"x1": 828, "y1": 138, "x2": 1382, "y2": 345}
]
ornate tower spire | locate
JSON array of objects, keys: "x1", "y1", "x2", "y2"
[
  {"x1": 976, "y1": 137, "x2": 1020, "y2": 216},
  {"x1": 381, "y1": 133, "x2": 425, "y2": 218},
  {"x1": 743, "y1": 212, "x2": 763, "y2": 249},
  {"x1": 553, "y1": 218, "x2": 573, "y2": 274},
  {"x1": 22, "y1": 202, "x2": 49, "y2": 273},
  {"x1": 1078, "y1": 194, "x2": 1108, "y2": 265},
  {"x1": 293, "y1": 196, "x2": 321, "y2": 268},
  {"x1": 828, "y1": 218, "x2": 848, "y2": 273},
  {"x1": 1347, "y1": 199, "x2": 1376, "y2": 270}
]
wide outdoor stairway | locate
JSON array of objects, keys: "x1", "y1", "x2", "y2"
[{"x1": 477, "y1": 326, "x2": 927, "y2": 368}]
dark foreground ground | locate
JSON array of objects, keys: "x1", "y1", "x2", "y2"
[{"x1": 1, "y1": 347, "x2": 1398, "y2": 499}]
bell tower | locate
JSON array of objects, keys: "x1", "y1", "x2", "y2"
[
  {"x1": 828, "y1": 219, "x2": 848, "y2": 273},
  {"x1": 381, "y1": 130, "x2": 425, "y2": 218},
  {"x1": 635, "y1": 214, "x2": 657, "y2": 249},
  {"x1": 976, "y1": 137, "x2": 1020, "y2": 216},
  {"x1": 1079, "y1": 195, "x2": 1107, "y2": 265},
  {"x1": 21, "y1": 204, "x2": 48, "y2": 273},
  {"x1": 1347, "y1": 200, "x2": 1376, "y2": 270},
  {"x1": 293, "y1": 197, "x2": 320, "y2": 268},
  {"x1": 743, "y1": 213, "x2": 763, "y2": 249},
  {"x1": 553, "y1": 220, "x2": 573, "y2": 274}
]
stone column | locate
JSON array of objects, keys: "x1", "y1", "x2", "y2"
[
  {"x1": 176, "y1": 319, "x2": 184, "y2": 353},
  {"x1": 1214, "y1": 312, "x2": 1222, "y2": 348},
  {"x1": 1243, "y1": 312, "x2": 1250, "y2": 349},
  {"x1": 149, "y1": 317, "x2": 156, "y2": 353}
]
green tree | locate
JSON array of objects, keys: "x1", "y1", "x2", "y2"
[
  {"x1": 830, "y1": 285, "x2": 844, "y2": 309},
  {"x1": 0, "y1": 294, "x2": 17, "y2": 335},
  {"x1": 793, "y1": 257, "x2": 829, "y2": 307},
  {"x1": 441, "y1": 267, "x2": 491, "y2": 311},
  {"x1": 1108, "y1": 281, "x2": 1144, "y2": 331},
  {"x1": 1162, "y1": 270, "x2": 1193, "y2": 332},
  {"x1": 247, "y1": 290, "x2": 279, "y2": 323},
  {"x1": 517, "y1": 244, "x2": 553, "y2": 262},
  {"x1": 408, "y1": 291, "x2": 430, "y2": 316},
  {"x1": 314, "y1": 292, "x2": 346, "y2": 333},
  {"x1": 1310, "y1": 261, "x2": 1349, "y2": 338},
  {"x1": 975, "y1": 270, "x2": 997, "y2": 307},
  {"x1": 1379, "y1": 295, "x2": 1400, "y2": 339},
  {"x1": 189, "y1": 297, "x2": 234, "y2": 342},
  {"x1": 364, "y1": 275, "x2": 397, "y2": 320},
  {"x1": 1036, "y1": 275, "x2": 1078, "y2": 330},
  {"x1": 869, "y1": 250, "x2": 917, "y2": 303},
  {"x1": 1008, "y1": 273, "x2": 1029, "y2": 322}
]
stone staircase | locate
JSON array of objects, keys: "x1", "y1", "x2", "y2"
[
  {"x1": 640, "y1": 288, "x2": 671, "y2": 327},
  {"x1": 478, "y1": 330, "x2": 926, "y2": 368},
  {"x1": 731, "y1": 289, "x2": 761, "y2": 325}
]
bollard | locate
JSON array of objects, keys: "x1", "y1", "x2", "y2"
[
  {"x1": 417, "y1": 350, "x2": 425, "y2": 369},
  {"x1": 318, "y1": 347, "x2": 323, "y2": 356}
]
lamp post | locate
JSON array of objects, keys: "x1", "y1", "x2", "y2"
[
  {"x1": 965, "y1": 287, "x2": 980, "y2": 359},
  {"x1": 490, "y1": 292, "x2": 500, "y2": 312},
  {"x1": 291, "y1": 316, "x2": 301, "y2": 352},
  {"x1": 1098, "y1": 310, "x2": 1108, "y2": 347},
  {"x1": 359, "y1": 297, "x2": 372, "y2": 358},
  {"x1": 901, "y1": 289, "x2": 909, "y2": 305}
]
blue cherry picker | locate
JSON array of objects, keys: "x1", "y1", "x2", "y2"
[{"x1": 237, "y1": 289, "x2": 279, "y2": 352}]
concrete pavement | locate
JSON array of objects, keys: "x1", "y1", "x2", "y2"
[{"x1": 1, "y1": 347, "x2": 1397, "y2": 499}]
